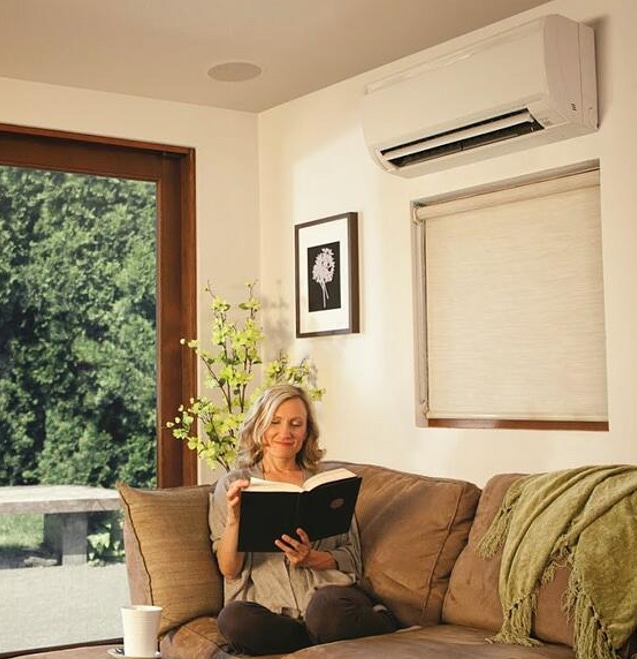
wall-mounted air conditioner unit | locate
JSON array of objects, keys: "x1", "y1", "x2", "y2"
[{"x1": 361, "y1": 14, "x2": 598, "y2": 177}]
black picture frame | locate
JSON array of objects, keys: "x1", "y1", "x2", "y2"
[{"x1": 295, "y1": 212, "x2": 360, "y2": 337}]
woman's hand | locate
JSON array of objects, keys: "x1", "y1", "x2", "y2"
[
  {"x1": 226, "y1": 478, "x2": 250, "y2": 525},
  {"x1": 217, "y1": 478, "x2": 250, "y2": 579},
  {"x1": 275, "y1": 528, "x2": 337, "y2": 570},
  {"x1": 276, "y1": 527, "x2": 311, "y2": 565}
]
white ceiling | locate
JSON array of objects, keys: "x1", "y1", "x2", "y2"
[{"x1": 0, "y1": 0, "x2": 551, "y2": 113}]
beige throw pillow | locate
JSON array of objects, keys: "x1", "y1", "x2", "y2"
[{"x1": 118, "y1": 483, "x2": 223, "y2": 636}]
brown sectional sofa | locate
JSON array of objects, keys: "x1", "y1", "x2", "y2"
[{"x1": 118, "y1": 462, "x2": 636, "y2": 659}]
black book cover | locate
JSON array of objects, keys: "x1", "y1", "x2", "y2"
[{"x1": 237, "y1": 470, "x2": 362, "y2": 553}]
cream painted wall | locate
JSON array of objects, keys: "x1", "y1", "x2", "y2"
[
  {"x1": 0, "y1": 76, "x2": 260, "y2": 483},
  {"x1": 257, "y1": 0, "x2": 637, "y2": 486}
]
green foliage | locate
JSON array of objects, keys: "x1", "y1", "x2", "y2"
[
  {"x1": 167, "y1": 282, "x2": 324, "y2": 471},
  {"x1": 0, "y1": 166, "x2": 157, "y2": 488},
  {"x1": 87, "y1": 511, "x2": 125, "y2": 566}
]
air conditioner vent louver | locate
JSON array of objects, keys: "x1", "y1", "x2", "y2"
[{"x1": 382, "y1": 110, "x2": 544, "y2": 169}]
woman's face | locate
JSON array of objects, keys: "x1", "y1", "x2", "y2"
[{"x1": 262, "y1": 397, "x2": 308, "y2": 461}]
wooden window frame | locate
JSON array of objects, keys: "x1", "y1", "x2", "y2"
[{"x1": 0, "y1": 122, "x2": 197, "y2": 486}]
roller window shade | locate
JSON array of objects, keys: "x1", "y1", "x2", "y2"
[{"x1": 415, "y1": 170, "x2": 607, "y2": 423}]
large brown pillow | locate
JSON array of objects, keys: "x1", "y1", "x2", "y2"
[
  {"x1": 330, "y1": 461, "x2": 481, "y2": 628},
  {"x1": 118, "y1": 483, "x2": 223, "y2": 636},
  {"x1": 441, "y1": 473, "x2": 574, "y2": 646}
]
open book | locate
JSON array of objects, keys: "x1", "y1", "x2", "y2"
[{"x1": 238, "y1": 467, "x2": 362, "y2": 552}]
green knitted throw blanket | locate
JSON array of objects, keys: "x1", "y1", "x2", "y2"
[{"x1": 476, "y1": 465, "x2": 637, "y2": 659}]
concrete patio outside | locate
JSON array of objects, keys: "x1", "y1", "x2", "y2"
[{"x1": 1, "y1": 562, "x2": 129, "y2": 655}]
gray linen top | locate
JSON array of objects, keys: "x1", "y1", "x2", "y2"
[{"x1": 209, "y1": 464, "x2": 362, "y2": 619}]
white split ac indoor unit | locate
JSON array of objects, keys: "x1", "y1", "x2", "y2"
[{"x1": 361, "y1": 14, "x2": 598, "y2": 177}]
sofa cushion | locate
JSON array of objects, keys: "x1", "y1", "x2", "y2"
[
  {"x1": 441, "y1": 473, "x2": 574, "y2": 646},
  {"x1": 281, "y1": 624, "x2": 576, "y2": 658},
  {"x1": 118, "y1": 483, "x2": 223, "y2": 636},
  {"x1": 332, "y1": 462, "x2": 481, "y2": 628}
]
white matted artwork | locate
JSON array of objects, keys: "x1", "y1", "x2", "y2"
[{"x1": 295, "y1": 212, "x2": 360, "y2": 337}]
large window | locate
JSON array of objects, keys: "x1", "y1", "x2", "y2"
[
  {"x1": 0, "y1": 167, "x2": 159, "y2": 488},
  {"x1": 0, "y1": 124, "x2": 197, "y2": 484},
  {"x1": 0, "y1": 124, "x2": 197, "y2": 654},
  {"x1": 412, "y1": 165, "x2": 608, "y2": 431}
]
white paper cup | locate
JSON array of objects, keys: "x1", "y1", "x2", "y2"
[{"x1": 121, "y1": 605, "x2": 162, "y2": 657}]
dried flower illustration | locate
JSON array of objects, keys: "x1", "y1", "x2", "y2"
[{"x1": 312, "y1": 247, "x2": 335, "y2": 308}]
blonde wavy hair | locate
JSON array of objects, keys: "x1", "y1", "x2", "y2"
[{"x1": 235, "y1": 384, "x2": 324, "y2": 470}]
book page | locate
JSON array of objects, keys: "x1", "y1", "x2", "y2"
[
  {"x1": 245, "y1": 478, "x2": 302, "y2": 493},
  {"x1": 245, "y1": 468, "x2": 357, "y2": 493},
  {"x1": 303, "y1": 467, "x2": 357, "y2": 490}
]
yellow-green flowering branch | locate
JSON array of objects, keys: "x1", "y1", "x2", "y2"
[{"x1": 166, "y1": 281, "x2": 324, "y2": 471}]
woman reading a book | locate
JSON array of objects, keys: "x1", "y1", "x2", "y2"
[{"x1": 210, "y1": 384, "x2": 398, "y2": 656}]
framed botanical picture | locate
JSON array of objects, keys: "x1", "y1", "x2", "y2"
[{"x1": 295, "y1": 212, "x2": 360, "y2": 337}]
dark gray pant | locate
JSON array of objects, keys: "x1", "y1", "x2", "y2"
[{"x1": 217, "y1": 585, "x2": 398, "y2": 656}]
